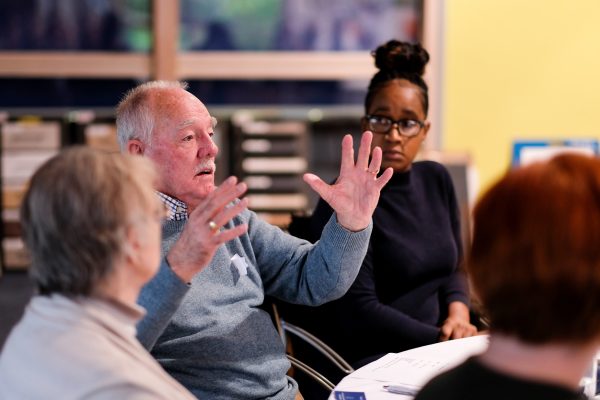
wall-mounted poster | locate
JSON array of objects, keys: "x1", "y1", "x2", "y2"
[{"x1": 511, "y1": 139, "x2": 599, "y2": 168}]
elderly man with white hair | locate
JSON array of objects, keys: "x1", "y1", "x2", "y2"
[{"x1": 116, "y1": 80, "x2": 393, "y2": 399}]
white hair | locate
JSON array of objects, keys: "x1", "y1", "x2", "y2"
[{"x1": 115, "y1": 80, "x2": 189, "y2": 151}]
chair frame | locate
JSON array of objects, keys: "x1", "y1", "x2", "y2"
[{"x1": 272, "y1": 304, "x2": 354, "y2": 391}]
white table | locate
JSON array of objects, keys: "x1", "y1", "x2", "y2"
[{"x1": 329, "y1": 335, "x2": 489, "y2": 400}]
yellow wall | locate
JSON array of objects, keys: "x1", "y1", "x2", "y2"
[{"x1": 444, "y1": 0, "x2": 600, "y2": 193}]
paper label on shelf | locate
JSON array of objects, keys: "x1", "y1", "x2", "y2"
[
  {"x1": 242, "y1": 157, "x2": 307, "y2": 173},
  {"x1": 246, "y1": 193, "x2": 308, "y2": 210},
  {"x1": 85, "y1": 123, "x2": 120, "y2": 152},
  {"x1": 2, "y1": 121, "x2": 61, "y2": 149},
  {"x1": 2, "y1": 150, "x2": 58, "y2": 183}
]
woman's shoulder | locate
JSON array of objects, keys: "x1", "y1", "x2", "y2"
[
  {"x1": 413, "y1": 160, "x2": 453, "y2": 183},
  {"x1": 413, "y1": 159, "x2": 448, "y2": 173}
]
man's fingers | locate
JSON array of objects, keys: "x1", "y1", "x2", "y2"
[
  {"x1": 210, "y1": 176, "x2": 246, "y2": 202},
  {"x1": 215, "y1": 223, "x2": 248, "y2": 244},
  {"x1": 195, "y1": 180, "x2": 247, "y2": 221},
  {"x1": 211, "y1": 197, "x2": 249, "y2": 228},
  {"x1": 356, "y1": 131, "x2": 373, "y2": 171},
  {"x1": 368, "y1": 145, "x2": 383, "y2": 173},
  {"x1": 211, "y1": 176, "x2": 237, "y2": 197},
  {"x1": 214, "y1": 180, "x2": 247, "y2": 206},
  {"x1": 303, "y1": 173, "x2": 330, "y2": 201},
  {"x1": 376, "y1": 167, "x2": 394, "y2": 190},
  {"x1": 339, "y1": 134, "x2": 354, "y2": 175}
]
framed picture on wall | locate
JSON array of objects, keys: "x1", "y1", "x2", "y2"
[{"x1": 511, "y1": 139, "x2": 600, "y2": 167}]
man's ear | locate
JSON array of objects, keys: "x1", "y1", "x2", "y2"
[{"x1": 127, "y1": 139, "x2": 145, "y2": 155}]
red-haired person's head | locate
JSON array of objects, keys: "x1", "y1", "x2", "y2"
[{"x1": 469, "y1": 153, "x2": 600, "y2": 344}]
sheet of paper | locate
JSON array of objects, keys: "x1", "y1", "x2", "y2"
[{"x1": 350, "y1": 335, "x2": 489, "y2": 388}]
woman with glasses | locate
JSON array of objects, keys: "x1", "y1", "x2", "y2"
[{"x1": 290, "y1": 40, "x2": 477, "y2": 368}]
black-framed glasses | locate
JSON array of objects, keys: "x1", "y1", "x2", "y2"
[{"x1": 365, "y1": 115, "x2": 426, "y2": 137}]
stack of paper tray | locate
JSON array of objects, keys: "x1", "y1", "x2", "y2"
[{"x1": 1, "y1": 117, "x2": 62, "y2": 271}]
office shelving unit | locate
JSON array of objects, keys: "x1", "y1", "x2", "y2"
[
  {"x1": 0, "y1": 113, "x2": 66, "y2": 272},
  {"x1": 230, "y1": 113, "x2": 311, "y2": 228}
]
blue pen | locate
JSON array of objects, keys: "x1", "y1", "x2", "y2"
[{"x1": 382, "y1": 384, "x2": 419, "y2": 396}]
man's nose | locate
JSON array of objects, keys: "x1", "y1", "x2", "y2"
[{"x1": 198, "y1": 134, "x2": 219, "y2": 157}]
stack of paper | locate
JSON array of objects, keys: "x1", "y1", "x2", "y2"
[{"x1": 331, "y1": 335, "x2": 489, "y2": 400}]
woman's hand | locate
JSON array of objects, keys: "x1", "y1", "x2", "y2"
[{"x1": 439, "y1": 301, "x2": 478, "y2": 341}]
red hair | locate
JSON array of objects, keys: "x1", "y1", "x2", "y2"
[{"x1": 469, "y1": 154, "x2": 600, "y2": 343}]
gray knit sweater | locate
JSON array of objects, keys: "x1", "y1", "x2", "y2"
[{"x1": 137, "y1": 209, "x2": 371, "y2": 399}]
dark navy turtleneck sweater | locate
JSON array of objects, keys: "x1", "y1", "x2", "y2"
[{"x1": 296, "y1": 160, "x2": 470, "y2": 366}]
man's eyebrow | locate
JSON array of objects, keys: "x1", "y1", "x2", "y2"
[
  {"x1": 176, "y1": 117, "x2": 218, "y2": 130},
  {"x1": 177, "y1": 119, "x2": 196, "y2": 129}
]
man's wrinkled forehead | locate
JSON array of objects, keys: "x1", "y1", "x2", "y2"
[
  {"x1": 149, "y1": 88, "x2": 216, "y2": 130},
  {"x1": 177, "y1": 116, "x2": 218, "y2": 130}
]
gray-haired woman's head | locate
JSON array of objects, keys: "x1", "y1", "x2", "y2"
[{"x1": 21, "y1": 146, "x2": 157, "y2": 296}]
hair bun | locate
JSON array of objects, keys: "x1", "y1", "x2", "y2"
[{"x1": 372, "y1": 40, "x2": 430, "y2": 76}]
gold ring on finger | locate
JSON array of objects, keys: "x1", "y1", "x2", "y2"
[{"x1": 208, "y1": 220, "x2": 218, "y2": 232}]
